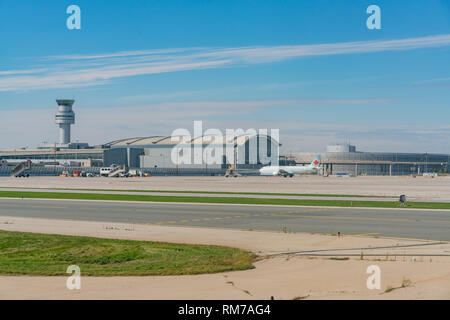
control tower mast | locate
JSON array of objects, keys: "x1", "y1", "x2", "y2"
[{"x1": 55, "y1": 99, "x2": 75, "y2": 145}]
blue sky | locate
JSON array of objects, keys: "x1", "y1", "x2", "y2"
[{"x1": 0, "y1": 0, "x2": 450, "y2": 153}]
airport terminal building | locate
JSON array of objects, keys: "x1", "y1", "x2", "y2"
[
  {"x1": 0, "y1": 100, "x2": 448, "y2": 176},
  {"x1": 105, "y1": 134, "x2": 279, "y2": 171},
  {"x1": 0, "y1": 134, "x2": 280, "y2": 176},
  {"x1": 292, "y1": 144, "x2": 450, "y2": 176},
  {"x1": 0, "y1": 100, "x2": 280, "y2": 176},
  {"x1": 2, "y1": 141, "x2": 447, "y2": 177}
]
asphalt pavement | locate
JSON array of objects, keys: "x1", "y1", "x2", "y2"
[{"x1": 0, "y1": 198, "x2": 449, "y2": 240}]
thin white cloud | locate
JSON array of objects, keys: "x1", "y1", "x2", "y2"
[
  {"x1": 0, "y1": 68, "x2": 47, "y2": 76},
  {"x1": 0, "y1": 60, "x2": 230, "y2": 92},
  {"x1": 45, "y1": 47, "x2": 206, "y2": 60},
  {"x1": 1, "y1": 34, "x2": 450, "y2": 92},
  {"x1": 208, "y1": 34, "x2": 450, "y2": 63}
]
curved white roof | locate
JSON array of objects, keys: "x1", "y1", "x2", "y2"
[{"x1": 105, "y1": 134, "x2": 280, "y2": 147}]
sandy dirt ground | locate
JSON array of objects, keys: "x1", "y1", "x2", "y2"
[
  {"x1": 1, "y1": 216, "x2": 449, "y2": 300},
  {"x1": 1, "y1": 175, "x2": 450, "y2": 201}
]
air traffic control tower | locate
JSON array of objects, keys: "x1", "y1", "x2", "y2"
[{"x1": 55, "y1": 99, "x2": 75, "y2": 145}]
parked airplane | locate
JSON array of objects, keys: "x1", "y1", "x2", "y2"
[{"x1": 259, "y1": 156, "x2": 321, "y2": 177}]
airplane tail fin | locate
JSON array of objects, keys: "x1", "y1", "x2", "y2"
[{"x1": 310, "y1": 156, "x2": 321, "y2": 168}]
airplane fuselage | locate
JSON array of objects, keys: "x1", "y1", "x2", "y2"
[{"x1": 259, "y1": 165, "x2": 319, "y2": 176}]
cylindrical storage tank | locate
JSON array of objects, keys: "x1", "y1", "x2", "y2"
[{"x1": 326, "y1": 144, "x2": 355, "y2": 153}]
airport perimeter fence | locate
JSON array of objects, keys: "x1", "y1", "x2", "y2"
[
  {"x1": 139, "y1": 167, "x2": 260, "y2": 176},
  {"x1": 0, "y1": 166, "x2": 100, "y2": 177},
  {"x1": 0, "y1": 166, "x2": 260, "y2": 177}
]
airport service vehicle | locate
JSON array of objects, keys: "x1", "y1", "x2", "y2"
[
  {"x1": 225, "y1": 165, "x2": 241, "y2": 178},
  {"x1": 259, "y1": 157, "x2": 321, "y2": 177},
  {"x1": 100, "y1": 165, "x2": 117, "y2": 177},
  {"x1": 11, "y1": 160, "x2": 31, "y2": 177},
  {"x1": 108, "y1": 165, "x2": 129, "y2": 177},
  {"x1": 100, "y1": 165, "x2": 129, "y2": 177}
]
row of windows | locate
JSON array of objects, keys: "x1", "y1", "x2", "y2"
[
  {"x1": 329, "y1": 164, "x2": 447, "y2": 175},
  {"x1": 323, "y1": 153, "x2": 450, "y2": 162},
  {"x1": 0, "y1": 153, "x2": 103, "y2": 160}
]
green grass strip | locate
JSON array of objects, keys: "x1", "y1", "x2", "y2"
[
  {"x1": 0, "y1": 230, "x2": 255, "y2": 276},
  {"x1": 0, "y1": 190, "x2": 450, "y2": 209},
  {"x1": 0, "y1": 186, "x2": 392, "y2": 198},
  {"x1": 70, "y1": 189, "x2": 392, "y2": 198}
]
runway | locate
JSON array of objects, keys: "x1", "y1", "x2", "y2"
[{"x1": 0, "y1": 198, "x2": 449, "y2": 241}]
